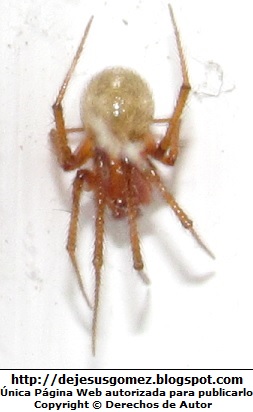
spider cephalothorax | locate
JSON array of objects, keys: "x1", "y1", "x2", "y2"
[{"x1": 50, "y1": 6, "x2": 213, "y2": 355}]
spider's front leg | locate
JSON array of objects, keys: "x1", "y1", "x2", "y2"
[
  {"x1": 50, "y1": 16, "x2": 93, "y2": 171},
  {"x1": 154, "y1": 118, "x2": 182, "y2": 166},
  {"x1": 50, "y1": 124, "x2": 94, "y2": 171},
  {"x1": 154, "y1": 5, "x2": 191, "y2": 166},
  {"x1": 50, "y1": 103, "x2": 74, "y2": 170}
]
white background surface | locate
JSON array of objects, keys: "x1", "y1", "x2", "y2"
[{"x1": 0, "y1": 0, "x2": 252, "y2": 368}]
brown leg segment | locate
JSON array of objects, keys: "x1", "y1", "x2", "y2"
[
  {"x1": 67, "y1": 170, "x2": 94, "y2": 309},
  {"x1": 50, "y1": 17, "x2": 94, "y2": 171},
  {"x1": 125, "y1": 163, "x2": 150, "y2": 285},
  {"x1": 157, "y1": 5, "x2": 191, "y2": 165},
  {"x1": 153, "y1": 117, "x2": 171, "y2": 124},
  {"x1": 92, "y1": 155, "x2": 106, "y2": 355},
  {"x1": 66, "y1": 127, "x2": 85, "y2": 134},
  {"x1": 146, "y1": 161, "x2": 214, "y2": 259}
]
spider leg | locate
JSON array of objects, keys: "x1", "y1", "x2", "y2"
[
  {"x1": 67, "y1": 169, "x2": 95, "y2": 309},
  {"x1": 55, "y1": 16, "x2": 93, "y2": 106},
  {"x1": 51, "y1": 16, "x2": 93, "y2": 170},
  {"x1": 66, "y1": 127, "x2": 85, "y2": 134},
  {"x1": 92, "y1": 155, "x2": 106, "y2": 355},
  {"x1": 153, "y1": 117, "x2": 172, "y2": 124},
  {"x1": 125, "y1": 163, "x2": 150, "y2": 285},
  {"x1": 156, "y1": 5, "x2": 191, "y2": 166},
  {"x1": 146, "y1": 160, "x2": 214, "y2": 259}
]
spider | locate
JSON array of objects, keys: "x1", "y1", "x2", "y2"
[{"x1": 50, "y1": 5, "x2": 213, "y2": 355}]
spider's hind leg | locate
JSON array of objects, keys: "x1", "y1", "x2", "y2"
[
  {"x1": 67, "y1": 169, "x2": 95, "y2": 309},
  {"x1": 92, "y1": 155, "x2": 106, "y2": 356},
  {"x1": 125, "y1": 163, "x2": 150, "y2": 285},
  {"x1": 146, "y1": 161, "x2": 214, "y2": 259}
]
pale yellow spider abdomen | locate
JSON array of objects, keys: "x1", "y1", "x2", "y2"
[{"x1": 82, "y1": 67, "x2": 154, "y2": 149}]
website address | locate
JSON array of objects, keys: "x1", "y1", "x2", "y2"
[{"x1": 41, "y1": 373, "x2": 243, "y2": 387}]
